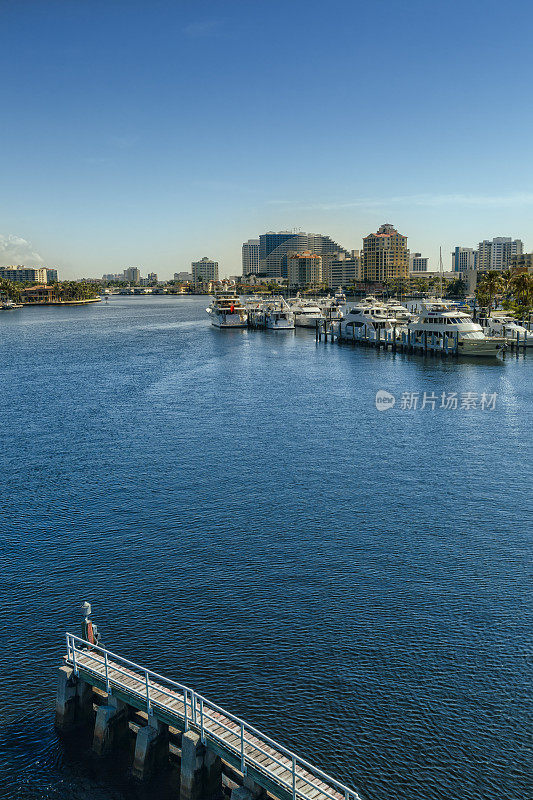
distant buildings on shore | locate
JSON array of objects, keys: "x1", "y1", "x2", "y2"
[
  {"x1": 0, "y1": 266, "x2": 58, "y2": 283},
  {"x1": 241, "y1": 225, "x2": 428, "y2": 287},
  {"x1": 410, "y1": 252, "x2": 429, "y2": 273},
  {"x1": 451, "y1": 236, "x2": 529, "y2": 291},
  {"x1": 192, "y1": 257, "x2": 219, "y2": 283}
]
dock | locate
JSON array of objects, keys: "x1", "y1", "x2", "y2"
[
  {"x1": 56, "y1": 632, "x2": 362, "y2": 800},
  {"x1": 314, "y1": 319, "x2": 461, "y2": 356}
]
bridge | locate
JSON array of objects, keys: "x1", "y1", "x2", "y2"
[{"x1": 56, "y1": 633, "x2": 363, "y2": 800}]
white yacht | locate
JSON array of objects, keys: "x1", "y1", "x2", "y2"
[
  {"x1": 334, "y1": 287, "x2": 347, "y2": 305},
  {"x1": 206, "y1": 290, "x2": 248, "y2": 328},
  {"x1": 338, "y1": 296, "x2": 401, "y2": 341},
  {"x1": 385, "y1": 298, "x2": 415, "y2": 324},
  {"x1": 1, "y1": 299, "x2": 23, "y2": 310},
  {"x1": 288, "y1": 296, "x2": 324, "y2": 328},
  {"x1": 407, "y1": 300, "x2": 506, "y2": 356},
  {"x1": 483, "y1": 316, "x2": 533, "y2": 347},
  {"x1": 254, "y1": 297, "x2": 295, "y2": 330},
  {"x1": 320, "y1": 296, "x2": 344, "y2": 321}
]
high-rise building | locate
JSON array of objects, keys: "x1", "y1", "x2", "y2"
[
  {"x1": 241, "y1": 239, "x2": 260, "y2": 275},
  {"x1": 123, "y1": 267, "x2": 141, "y2": 283},
  {"x1": 259, "y1": 231, "x2": 350, "y2": 277},
  {"x1": 409, "y1": 252, "x2": 429, "y2": 272},
  {"x1": 46, "y1": 268, "x2": 58, "y2": 283},
  {"x1": 287, "y1": 252, "x2": 322, "y2": 286},
  {"x1": 192, "y1": 257, "x2": 219, "y2": 283},
  {"x1": 476, "y1": 238, "x2": 523, "y2": 271},
  {"x1": 452, "y1": 247, "x2": 476, "y2": 272},
  {"x1": 174, "y1": 272, "x2": 193, "y2": 282},
  {"x1": 361, "y1": 224, "x2": 409, "y2": 282},
  {"x1": 508, "y1": 253, "x2": 533, "y2": 273},
  {"x1": 323, "y1": 251, "x2": 360, "y2": 288},
  {"x1": 0, "y1": 266, "x2": 49, "y2": 283}
]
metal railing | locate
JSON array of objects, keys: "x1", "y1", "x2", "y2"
[{"x1": 65, "y1": 633, "x2": 362, "y2": 800}]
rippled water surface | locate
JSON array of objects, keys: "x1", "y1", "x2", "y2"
[{"x1": 0, "y1": 296, "x2": 531, "y2": 800}]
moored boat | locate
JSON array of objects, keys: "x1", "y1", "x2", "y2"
[{"x1": 207, "y1": 290, "x2": 248, "y2": 328}]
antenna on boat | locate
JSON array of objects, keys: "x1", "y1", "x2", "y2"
[{"x1": 439, "y1": 246, "x2": 443, "y2": 299}]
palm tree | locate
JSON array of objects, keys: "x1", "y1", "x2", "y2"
[
  {"x1": 510, "y1": 272, "x2": 533, "y2": 310},
  {"x1": 476, "y1": 271, "x2": 502, "y2": 315}
]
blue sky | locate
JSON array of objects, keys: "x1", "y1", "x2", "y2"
[{"x1": 1, "y1": 0, "x2": 532, "y2": 278}]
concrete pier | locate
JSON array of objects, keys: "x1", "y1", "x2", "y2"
[{"x1": 55, "y1": 633, "x2": 363, "y2": 800}]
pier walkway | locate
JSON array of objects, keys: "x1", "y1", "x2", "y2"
[{"x1": 60, "y1": 633, "x2": 362, "y2": 800}]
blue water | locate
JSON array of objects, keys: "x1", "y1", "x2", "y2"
[{"x1": 0, "y1": 296, "x2": 531, "y2": 800}]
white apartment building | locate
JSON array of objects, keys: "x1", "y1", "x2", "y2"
[
  {"x1": 452, "y1": 247, "x2": 476, "y2": 272},
  {"x1": 409, "y1": 252, "x2": 429, "y2": 272},
  {"x1": 476, "y1": 237, "x2": 523, "y2": 271},
  {"x1": 0, "y1": 266, "x2": 48, "y2": 283},
  {"x1": 241, "y1": 239, "x2": 260, "y2": 275},
  {"x1": 192, "y1": 257, "x2": 219, "y2": 283}
]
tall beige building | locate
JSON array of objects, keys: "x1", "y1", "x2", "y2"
[
  {"x1": 361, "y1": 223, "x2": 409, "y2": 282},
  {"x1": 287, "y1": 251, "x2": 322, "y2": 286}
]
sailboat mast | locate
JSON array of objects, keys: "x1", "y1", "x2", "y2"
[{"x1": 439, "y1": 246, "x2": 443, "y2": 298}]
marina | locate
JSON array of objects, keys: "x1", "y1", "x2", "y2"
[{"x1": 230, "y1": 293, "x2": 531, "y2": 357}]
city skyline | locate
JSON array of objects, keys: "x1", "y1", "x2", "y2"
[{"x1": 1, "y1": 0, "x2": 532, "y2": 278}]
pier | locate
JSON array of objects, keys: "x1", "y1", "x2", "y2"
[
  {"x1": 314, "y1": 319, "x2": 461, "y2": 356},
  {"x1": 55, "y1": 632, "x2": 362, "y2": 800}
]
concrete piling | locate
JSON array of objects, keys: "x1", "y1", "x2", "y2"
[
  {"x1": 55, "y1": 665, "x2": 93, "y2": 732},
  {"x1": 93, "y1": 696, "x2": 129, "y2": 756},
  {"x1": 180, "y1": 730, "x2": 223, "y2": 800},
  {"x1": 132, "y1": 717, "x2": 169, "y2": 780}
]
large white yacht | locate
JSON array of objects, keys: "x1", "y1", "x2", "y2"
[
  {"x1": 288, "y1": 296, "x2": 324, "y2": 328},
  {"x1": 334, "y1": 287, "x2": 347, "y2": 305},
  {"x1": 385, "y1": 298, "x2": 415, "y2": 324},
  {"x1": 338, "y1": 296, "x2": 400, "y2": 341},
  {"x1": 320, "y1": 296, "x2": 344, "y2": 321},
  {"x1": 206, "y1": 290, "x2": 248, "y2": 328},
  {"x1": 253, "y1": 297, "x2": 295, "y2": 330},
  {"x1": 482, "y1": 315, "x2": 533, "y2": 347},
  {"x1": 407, "y1": 300, "x2": 506, "y2": 356}
]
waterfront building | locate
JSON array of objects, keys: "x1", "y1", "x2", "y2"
[
  {"x1": 20, "y1": 285, "x2": 60, "y2": 303},
  {"x1": 192, "y1": 257, "x2": 219, "y2": 283},
  {"x1": 409, "y1": 252, "x2": 429, "y2": 272},
  {"x1": 361, "y1": 223, "x2": 409, "y2": 282},
  {"x1": 0, "y1": 266, "x2": 49, "y2": 283},
  {"x1": 46, "y1": 268, "x2": 58, "y2": 283},
  {"x1": 259, "y1": 231, "x2": 350, "y2": 278},
  {"x1": 287, "y1": 251, "x2": 322, "y2": 287},
  {"x1": 323, "y1": 251, "x2": 360, "y2": 288},
  {"x1": 508, "y1": 252, "x2": 533, "y2": 273},
  {"x1": 476, "y1": 237, "x2": 523, "y2": 271},
  {"x1": 174, "y1": 271, "x2": 192, "y2": 282},
  {"x1": 452, "y1": 247, "x2": 476, "y2": 272},
  {"x1": 241, "y1": 239, "x2": 260, "y2": 275},
  {"x1": 123, "y1": 267, "x2": 141, "y2": 283}
]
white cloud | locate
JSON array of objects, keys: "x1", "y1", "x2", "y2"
[
  {"x1": 0, "y1": 234, "x2": 43, "y2": 266},
  {"x1": 267, "y1": 193, "x2": 533, "y2": 211}
]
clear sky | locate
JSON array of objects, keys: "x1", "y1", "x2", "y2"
[{"x1": 1, "y1": 0, "x2": 532, "y2": 278}]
